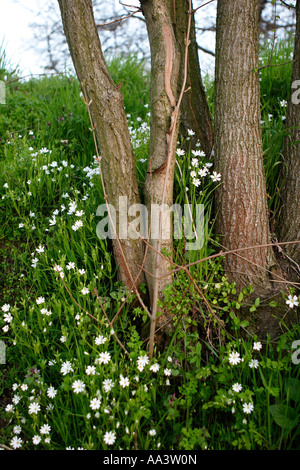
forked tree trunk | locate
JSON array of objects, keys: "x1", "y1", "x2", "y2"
[
  {"x1": 278, "y1": 0, "x2": 300, "y2": 266},
  {"x1": 141, "y1": 0, "x2": 182, "y2": 332},
  {"x1": 57, "y1": 0, "x2": 146, "y2": 291},
  {"x1": 214, "y1": 0, "x2": 279, "y2": 292}
]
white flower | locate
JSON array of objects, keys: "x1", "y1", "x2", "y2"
[
  {"x1": 20, "y1": 384, "x2": 28, "y2": 391},
  {"x1": 81, "y1": 287, "x2": 89, "y2": 295},
  {"x1": 66, "y1": 261, "x2": 76, "y2": 270},
  {"x1": 187, "y1": 129, "x2": 195, "y2": 136},
  {"x1": 75, "y1": 210, "x2": 84, "y2": 217},
  {"x1": 176, "y1": 149, "x2": 185, "y2": 156},
  {"x1": 150, "y1": 363, "x2": 160, "y2": 373},
  {"x1": 13, "y1": 425, "x2": 22, "y2": 434},
  {"x1": 164, "y1": 368, "x2": 172, "y2": 376},
  {"x1": 49, "y1": 216, "x2": 56, "y2": 226},
  {"x1": 40, "y1": 424, "x2": 51, "y2": 435},
  {"x1": 60, "y1": 335, "x2": 67, "y2": 343},
  {"x1": 78, "y1": 268, "x2": 86, "y2": 275},
  {"x1": 72, "y1": 380, "x2": 85, "y2": 394},
  {"x1": 47, "y1": 386, "x2": 57, "y2": 398},
  {"x1": 280, "y1": 100, "x2": 287, "y2": 107},
  {"x1": 32, "y1": 435, "x2": 41, "y2": 445},
  {"x1": 191, "y1": 158, "x2": 199, "y2": 167},
  {"x1": 5, "y1": 404, "x2": 14, "y2": 413},
  {"x1": 36, "y1": 297, "x2": 45, "y2": 305},
  {"x1": 149, "y1": 429, "x2": 157, "y2": 436},
  {"x1": 29, "y1": 211, "x2": 35, "y2": 217},
  {"x1": 249, "y1": 359, "x2": 259, "y2": 369},
  {"x1": 18, "y1": 223, "x2": 24, "y2": 228},
  {"x1": 242, "y1": 402, "x2": 254, "y2": 414},
  {"x1": 103, "y1": 431, "x2": 116, "y2": 446},
  {"x1": 95, "y1": 335, "x2": 107, "y2": 345},
  {"x1": 97, "y1": 352, "x2": 111, "y2": 364},
  {"x1": 36, "y1": 245, "x2": 45, "y2": 254},
  {"x1": 3, "y1": 183, "x2": 8, "y2": 188},
  {"x1": 60, "y1": 360, "x2": 74, "y2": 376},
  {"x1": 103, "y1": 379, "x2": 114, "y2": 393},
  {"x1": 232, "y1": 383, "x2": 242, "y2": 393},
  {"x1": 28, "y1": 402, "x2": 41, "y2": 415},
  {"x1": 119, "y1": 375, "x2": 130, "y2": 388},
  {"x1": 90, "y1": 397, "x2": 101, "y2": 410},
  {"x1": 192, "y1": 178, "x2": 201, "y2": 187},
  {"x1": 137, "y1": 355, "x2": 149, "y2": 371},
  {"x1": 3, "y1": 312, "x2": 13, "y2": 323},
  {"x1": 54, "y1": 264, "x2": 64, "y2": 278},
  {"x1": 286, "y1": 295, "x2": 299, "y2": 309},
  {"x1": 1, "y1": 304, "x2": 10, "y2": 312},
  {"x1": 198, "y1": 167, "x2": 208, "y2": 177},
  {"x1": 228, "y1": 351, "x2": 241, "y2": 365},
  {"x1": 10, "y1": 436, "x2": 23, "y2": 449},
  {"x1": 85, "y1": 365, "x2": 96, "y2": 376},
  {"x1": 210, "y1": 171, "x2": 221, "y2": 182},
  {"x1": 253, "y1": 341, "x2": 262, "y2": 351},
  {"x1": 72, "y1": 220, "x2": 83, "y2": 231}
]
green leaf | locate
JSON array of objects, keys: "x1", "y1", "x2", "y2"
[{"x1": 269, "y1": 404, "x2": 298, "y2": 432}]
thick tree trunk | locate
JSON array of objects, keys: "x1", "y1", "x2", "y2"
[
  {"x1": 174, "y1": 0, "x2": 214, "y2": 157},
  {"x1": 141, "y1": 0, "x2": 182, "y2": 326},
  {"x1": 57, "y1": 0, "x2": 146, "y2": 291},
  {"x1": 278, "y1": 0, "x2": 300, "y2": 266},
  {"x1": 214, "y1": 0, "x2": 279, "y2": 292}
]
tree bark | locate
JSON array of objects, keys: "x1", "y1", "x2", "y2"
[
  {"x1": 57, "y1": 0, "x2": 146, "y2": 291},
  {"x1": 214, "y1": 0, "x2": 279, "y2": 292},
  {"x1": 278, "y1": 0, "x2": 300, "y2": 266},
  {"x1": 141, "y1": 0, "x2": 182, "y2": 326},
  {"x1": 174, "y1": 0, "x2": 214, "y2": 157}
]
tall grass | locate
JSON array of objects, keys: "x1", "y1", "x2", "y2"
[{"x1": 0, "y1": 46, "x2": 299, "y2": 451}]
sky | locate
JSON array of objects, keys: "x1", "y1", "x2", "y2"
[
  {"x1": 0, "y1": 0, "x2": 43, "y2": 75},
  {"x1": 0, "y1": 0, "x2": 216, "y2": 78}
]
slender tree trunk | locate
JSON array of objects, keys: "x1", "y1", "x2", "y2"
[
  {"x1": 214, "y1": 0, "x2": 279, "y2": 292},
  {"x1": 174, "y1": 0, "x2": 214, "y2": 157},
  {"x1": 57, "y1": 0, "x2": 146, "y2": 291},
  {"x1": 141, "y1": 0, "x2": 182, "y2": 331},
  {"x1": 278, "y1": 0, "x2": 300, "y2": 266}
]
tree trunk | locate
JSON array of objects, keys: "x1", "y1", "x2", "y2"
[
  {"x1": 57, "y1": 0, "x2": 146, "y2": 291},
  {"x1": 278, "y1": 0, "x2": 300, "y2": 267},
  {"x1": 141, "y1": 0, "x2": 182, "y2": 329},
  {"x1": 214, "y1": 0, "x2": 279, "y2": 293},
  {"x1": 174, "y1": 0, "x2": 214, "y2": 157}
]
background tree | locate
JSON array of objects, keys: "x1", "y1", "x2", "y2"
[{"x1": 214, "y1": 0, "x2": 280, "y2": 293}]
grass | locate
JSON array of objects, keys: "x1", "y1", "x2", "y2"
[{"x1": 0, "y1": 46, "x2": 299, "y2": 451}]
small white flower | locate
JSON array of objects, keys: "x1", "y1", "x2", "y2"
[
  {"x1": 3, "y1": 183, "x2": 9, "y2": 188},
  {"x1": 164, "y1": 368, "x2": 172, "y2": 376},
  {"x1": 13, "y1": 425, "x2": 22, "y2": 434},
  {"x1": 286, "y1": 295, "x2": 299, "y2": 309},
  {"x1": 1, "y1": 304, "x2": 10, "y2": 312},
  {"x1": 81, "y1": 287, "x2": 89, "y2": 295},
  {"x1": 210, "y1": 171, "x2": 221, "y2": 182},
  {"x1": 119, "y1": 375, "x2": 130, "y2": 388},
  {"x1": 72, "y1": 380, "x2": 85, "y2": 394},
  {"x1": 95, "y1": 335, "x2": 107, "y2": 345},
  {"x1": 3, "y1": 312, "x2": 13, "y2": 323},
  {"x1": 103, "y1": 379, "x2": 114, "y2": 393},
  {"x1": 10, "y1": 436, "x2": 23, "y2": 449},
  {"x1": 242, "y1": 402, "x2": 254, "y2": 414},
  {"x1": 103, "y1": 431, "x2": 116, "y2": 446},
  {"x1": 36, "y1": 297, "x2": 45, "y2": 305},
  {"x1": 66, "y1": 262, "x2": 76, "y2": 271},
  {"x1": 253, "y1": 341, "x2": 262, "y2": 351},
  {"x1": 36, "y1": 245, "x2": 45, "y2": 254},
  {"x1": 85, "y1": 365, "x2": 96, "y2": 376},
  {"x1": 232, "y1": 383, "x2": 242, "y2": 393},
  {"x1": 32, "y1": 435, "x2": 41, "y2": 445},
  {"x1": 60, "y1": 360, "x2": 74, "y2": 376},
  {"x1": 249, "y1": 359, "x2": 259, "y2": 369},
  {"x1": 149, "y1": 429, "x2": 157, "y2": 436},
  {"x1": 47, "y1": 386, "x2": 57, "y2": 398},
  {"x1": 97, "y1": 352, "x2": 111, "y2": 364},
  {"x1": 40, "y1": 424, "x2": 51, "y2": 435},
  {"x1": 28, "y1": 402, "x2": 41, "y2": 415},
  {"x1": 150, "y1": 363, "x2": 160, "y2": 373},
  {"x1": 90, "y1": 397, "x2": 101, "y2": 410},
  {"x1": 228, "y1": 351, "x2": 241, "y2": 365}
]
